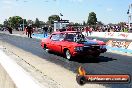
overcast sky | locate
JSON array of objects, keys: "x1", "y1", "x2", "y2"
[{"x1": 0, "y1": 0, "x2": 131, "y2": 24}]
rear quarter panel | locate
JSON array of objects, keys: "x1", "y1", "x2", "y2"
[{"x1": 41, "y1": 37, "x2": 51, "y2": 48}]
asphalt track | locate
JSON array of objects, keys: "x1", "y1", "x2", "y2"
[{"x1": 0, "y1": 33, "x2": 132, "y2": 88}]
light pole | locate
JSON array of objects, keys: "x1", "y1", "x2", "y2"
[
  {"x1": 22, "y1": 1, "x2": 29, "y2": 31},
  {"x1": 60, "y1": 13, "x2": 63, "y2": 20},
  {"x1": 127, "y1": 4, "x2": 132, "y2": 31},
  {"x1": 23, "y1": 19, "x2": 24, "y2": 31}
]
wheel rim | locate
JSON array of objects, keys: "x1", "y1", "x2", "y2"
[
  {"x1": 45, "y1": 49, "x2": 49, "y2": 52},
  {"x1": 66, "y1": 50, "x2": 71, "y2": 60}
]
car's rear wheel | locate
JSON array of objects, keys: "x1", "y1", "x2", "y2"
[
  {"x1": 65, "y1": 49, "x2": 72, "y2": 60},
  {"x1": 43, "y1": 44, "x2": 49, "y2": 53}
]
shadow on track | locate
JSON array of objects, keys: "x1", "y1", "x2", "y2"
[
  {"x1": 48, "y1": 51, "x2": 117, "y2": 63},
  {"x1": 70, "y1": 56, "x2": 117, "y2": 63}
]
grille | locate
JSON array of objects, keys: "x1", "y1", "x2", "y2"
[
  {"x1": 91, "y1": 45, "x2": 100, "y2": 50},
  {"x1": 83, "y1": 45, "x2": 100, "y2": 51},
  {"x1": 83, "y1": 47, "x2": 90, "y2": 52}
]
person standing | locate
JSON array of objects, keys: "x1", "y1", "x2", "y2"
[
  {"x1": 49, "y1": 26, "x2": 53, "y2": 34},
  {"x1": 43, "y1": 26, "x2": 48, "y2": 37},
  {"x1": 89, "y1": 27, "x2": 93, "y2": 35},
  {"x1": 85, "y1": 26, "x2": 89, "y2": 36},
  {"x1": 67, "y1": 26, "x2": 72, "y2": 31},
  {"x1": 24, "y1": 26, "x2": 28, "y2": 35},
  {"x1": 27, "y1": 25, "x2": 33, "y2": 38}
]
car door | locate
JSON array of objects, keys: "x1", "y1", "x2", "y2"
[
  {"x1": 55, "y1": 33, "x2": 66, "y2": 53},
  {"x1": 50, "y1": 34, "x2": 62, "y2": 52}
]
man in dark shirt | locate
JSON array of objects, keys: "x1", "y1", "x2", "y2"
[
  {"x1": 43, "y1": 26, "x2": 48, "y2": 37},
  {"x1": 27, "y1": 25, "x2": 33, "y2": 38}
]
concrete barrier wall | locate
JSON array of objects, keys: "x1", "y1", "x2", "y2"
[
  {"x1": 106, "y1": 40, "x2": 132, "y2": 54},
  {"x1": 0, "y1": 64, "x2": 17, "y2": 88},
  {"x1": 82, "y1": 32, "x2": 132, "y2": 40},
  {"x1": 0, "y1": 50, "x2": 43, "y2": 88}
]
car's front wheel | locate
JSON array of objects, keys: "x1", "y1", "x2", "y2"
[{"x1": 65, "y1": 49, "x2": 72, "y2": 60}]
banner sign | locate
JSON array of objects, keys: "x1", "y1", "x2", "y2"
[
  {"x1": 89, "y1": 32, "x2": 132, "y2": 40},
  {"x1": 127, "y1": 42, "x2": 132, "y2": 50},
  {"x1": 106, "y1": 40, "x2": 131, "y2": 49}
]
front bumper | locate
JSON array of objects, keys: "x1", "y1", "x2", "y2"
[{"x1": 72, "y1": 48, "x2": 107, "y2": 57}]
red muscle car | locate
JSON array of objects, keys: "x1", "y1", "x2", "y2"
[{"x1": 41, "y1": 31, "x2": 107, "y2": 60}]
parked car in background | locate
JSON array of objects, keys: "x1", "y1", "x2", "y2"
[{"x1": 41, "y1": 31, "x2": 107, "y2": 60}]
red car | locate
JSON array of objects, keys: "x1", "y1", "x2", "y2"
[{"x1": 41, "y1": 31, "x2": 107, "y2": 60}]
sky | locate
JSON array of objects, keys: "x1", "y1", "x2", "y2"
[{"x1": 0, "y1": 0, "x2": 131, "y2": 24}]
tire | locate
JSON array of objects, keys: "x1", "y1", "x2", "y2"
[
  {"x1": 43, "y1": 45, "x2": 49, "y2": 53},
  {"x1": 76, "y1": 75, "x2": 86, "y2": 85},
  {"x1": 94, "y1": 53, "x2": 100, "y2": 57},
  {"x1": 65, "y1": 49, "x2": 72, "y2": 60}
]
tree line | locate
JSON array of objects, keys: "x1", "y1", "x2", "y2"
[{"x1": 0, "y1": 12, "x2": 126, "y2": 30}]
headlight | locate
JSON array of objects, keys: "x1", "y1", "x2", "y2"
[
  {"x1": 74, "y1": 46, "x2": 83, "y2": 51},
  {"x1": 79, "y1": 47, "x2": 83, "y2": 51}
]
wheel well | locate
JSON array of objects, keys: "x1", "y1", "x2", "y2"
[
  {"x1": 44, "y1": 44, "x2": 46, "y2": 48},
  {"x1": 63, "y1": 48, "x2": 68, "y2": 53}
]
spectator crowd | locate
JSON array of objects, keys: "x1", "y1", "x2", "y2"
[
  {"x1": 64, "y1": 24, "x2": 132, "y2": 33},
  {"x1": 0, "y1": 23, "x2": 132, "y2": 38}
]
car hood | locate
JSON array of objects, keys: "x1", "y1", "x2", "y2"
[{"x1": 81, "y1": 40, "x2": 98, "y2": 46}]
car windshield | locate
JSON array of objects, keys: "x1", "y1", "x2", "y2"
[{"x1": 64, "y1": 33, "x2": 87, "y2": 42}]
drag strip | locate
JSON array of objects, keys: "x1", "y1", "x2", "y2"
[{"x1": 0, "y1": 33, "x2": 132, "y2": 88}]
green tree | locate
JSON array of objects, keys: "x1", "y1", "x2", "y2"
[
  {"x1": 0, "y1": 24, "x2": 2, "y2": 27},
  {"x1": 48, "y1": 15, "x2": 60, "y2": 25},
  {"x1": 108, "y1": 23, "x2": 115, "y2": 26},
  {"x1": 34, "y1": 18, "x2": 40, "y2": 27},
  {"x1": 83, "y1": 21, "x2": 86, "y2": 26},
  {"x1": 20, "y1": 19, "x2": 27, "y2": 29},
  {"x1": 3, "y1": 19, "x2": 9, "y2": 26},
  {"x1": 8, "y1": 16, "x2": 23, "y2": 28},
  {"x1": 87, "y1": 12, "x2": 97, "y2": 26},
  {"x1": 39, "y1": 21, "x2": 45, "y2": 27},
  {"x1": 96, "y1": 21, "x2": 104, "y2": 26},
  {"x1": 27, "y1": 20, "x2": 34, "y2": 25},
  {"x1": 118, "y1": 22, "x2": 126, "y2": 27},
  {"x1": 74, "y1": 23, "x2": 81, "y2": 26}
]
